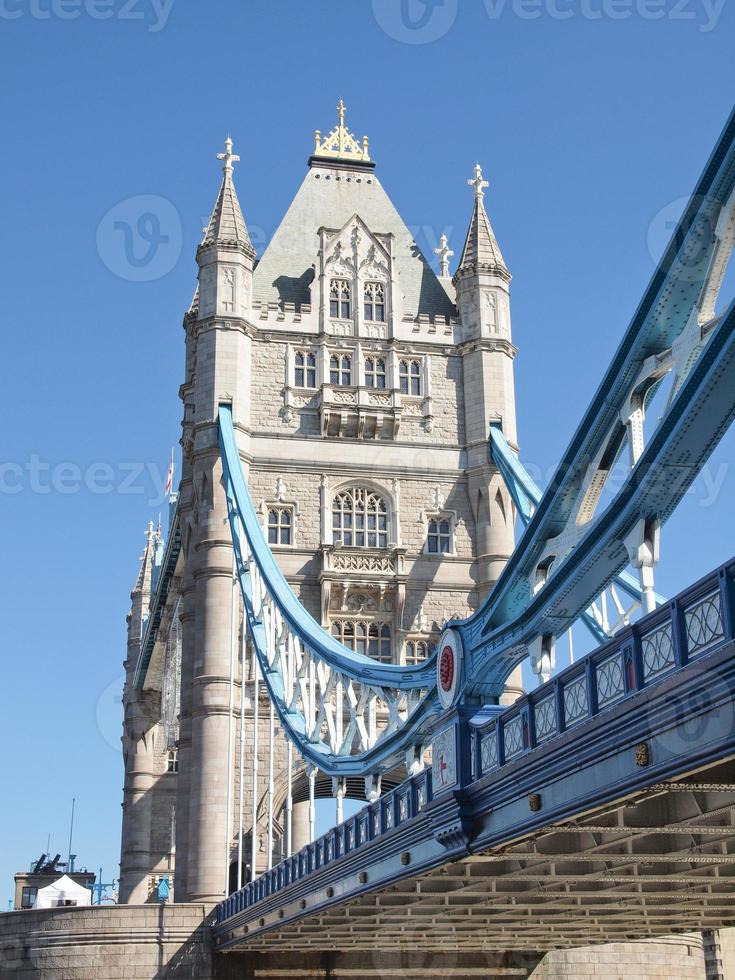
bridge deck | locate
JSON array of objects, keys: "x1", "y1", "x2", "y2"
[{"x1": 215, "y1": 560, "x2": 735, "y2": 954}]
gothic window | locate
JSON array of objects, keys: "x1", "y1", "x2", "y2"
[
  {"x1": 166, "y1": 750, "x2": 179, "y2": 774},
  {"x1": 405, "y1": 639, "x2": 430, "y2": 665},
  {"x1": 330, "y1": 279, "x2": 351, "y2": 319},
  {"x1": 332, "y1": 487, "x2": 388, "y2": 548},
  {"x1": 295, "y1": 351, "x2": 317, "y2": 389},
  {"x1": 268, "y1": 507, "x2": 293, "y2": 546},
  {"x1": 330, "y1": 354, "x2": 353, "y2": 386},
  {"x1": 399, "y1": 359, "x2": 422, "y2": 396},
  {"x1": 364, "y1": 356, "x2": 387, "y2": 389},
  {"x1": 332, "y1": 620, "x2": 392, "y2": 663},
  {"x1": 363, "y1": 282, "x2": 385, "y2": 322},
  {"x1": 427, "y1": 517, "x2": 452, "y2": 554}
]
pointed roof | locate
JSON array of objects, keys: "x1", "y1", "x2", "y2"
[
  {"x1": 133, "y1": 521, "x2": 157, "y2": 595},
  {"x1": 201, "y1": 137, "x2": 254, "y2": 252},
  {"x1": 456, "y1": 164, "x2": 509, "y2": 279},
  {"x1": 252, "y1": 164, "x2": 455, "y2": 318}
]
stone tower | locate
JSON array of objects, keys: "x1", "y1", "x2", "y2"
[{"x1": 119, "y1": 104, "x2": 523, "y2": 905}]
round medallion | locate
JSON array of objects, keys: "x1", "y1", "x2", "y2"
[
  {"x1": 439, "y1": 646, "x2": 454, "y2": 692},
  {"x1": 437, "y1": 628, "x2": 462, "y2": 708}
]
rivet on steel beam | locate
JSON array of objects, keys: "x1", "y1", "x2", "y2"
[{"x1": 529, "y1": 793, "x2": 542, "y2": 812}]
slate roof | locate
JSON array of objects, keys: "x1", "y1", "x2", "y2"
[
  {"x1": 202, "y1": 170, "x2": 253, "y2": 250},
  {"x1": 252, "y1": 166, "x2": 456, "y2": 318},
  {"x1": 457, "y1": 195, "x2": 508, "y2": 274}
]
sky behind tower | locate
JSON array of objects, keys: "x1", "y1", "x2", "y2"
[{"x1": 0, "y1": 0, "x2": 733, "y2": 905}]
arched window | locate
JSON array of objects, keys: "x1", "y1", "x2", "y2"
[
  {"x1": 268, "y1": 508, "x2": 292, "y2": 546},
  {"x1": 364, "y1": 356, "x2": 386, "y2": 389},
  {"x1": 330, "y1": 278, "x2": 351, "y2": 319},
  {"x1": 330, "y1": 354, "x2": 352, "y2": 386},
  {"x1": 399, "y1": 359, "x2": 422, "y2": 396},
  {"x1": 427, "y1": 518, "x2": 451, "y2": 554},
  {"x1": 295, "y1": 351, "x2": 316, "y2": 389},
  {"x1": 332, "y1": 487, "x2": 388, "y2": 548},
  {"x1": 332, "y1": 620, "x2": 392, "y2": 663},
  {"x1": 363, "y1": 282, "x2": 385, "y2": 322},
  {"x1": 405, "y1": 640, "x2": 430, "y2": 665}
]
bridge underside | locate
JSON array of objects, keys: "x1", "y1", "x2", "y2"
[{"x1": 223, "y1": 761, "x2": 735, "y2": 956}]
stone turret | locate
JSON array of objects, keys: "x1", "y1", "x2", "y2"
[
  {"x1": 119, "y1": 523, "x2": 162, "y2": 904},
  {"x1": 454, "y1": 164, "x2": 518, "y2": 608},
  {"x1": 177, "y1": 138, "x2": 256, "y2": 903}
]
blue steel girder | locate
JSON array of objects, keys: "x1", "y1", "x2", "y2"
[
  {"x1": 460, "y1": 297, "x2": 735, "y2": 697},
  {"x1": 489, "y1": 424, "x2": 664, "y2": 644},
  {"x1": 478, "y1": 108, "x2": 735, "y2": 638},
  {"x1": 219, "y1": 405, "x2": 439, "y2": 777},
  {"x1": 443, "y1": 109, "x2": 735, "y2": 696}
]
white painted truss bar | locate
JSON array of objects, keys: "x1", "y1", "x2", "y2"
[
  {"x1": 267, "y1": 700, "x2": 274, "y2": 871},
  {"x1": 286, "y1": 740, "x2": 293, "y2": 858},
  {"x1": 250, "y1": 640, "x2": 260, "y2": 883},
  {"x1": 237, "y1": 610, "x2": 246, "y2": 892},
  {"x1": 224, "y1": 551, "x2": 237, "y2": 896}
]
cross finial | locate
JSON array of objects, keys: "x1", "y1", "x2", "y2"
[
  {"x1": 468, "y1": 163, "x2": 489, "y2": 202},
  {"x1": 434, "y1": 234, "x2": 454, "y2": 277},
  {"x1": 217, "y1": 136, "x2": 240, "y2": 174}
]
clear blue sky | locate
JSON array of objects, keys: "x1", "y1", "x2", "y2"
[{"x1": 1, "y1": 0, "x2": 733, "y2": 906}]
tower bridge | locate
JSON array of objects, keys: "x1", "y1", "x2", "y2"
[{"x1": 100, "y1": 101, "x2": 735, "y2": 978}]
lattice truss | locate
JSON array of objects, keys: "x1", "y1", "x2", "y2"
[
  {"x1": 532, "y1": 186, "x2": 735, "y2": 595},
  {"x1": 484, "y1": 173, "x2": 735, "y2": 685},
  {"x1": 219, "y1": 411, "x2": 435, "y2": 776}
]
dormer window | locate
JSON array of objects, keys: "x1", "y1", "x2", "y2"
[
  {"x1": 330, "y1": 279, "x2": 351, "y2": 319},
  {"x1": 363, "y1": 282, "x2": 385, "y2": 322},
  {"x1": 295, "y1": 351, "x2": 317, "y2": 389},
  {"x1": 364, "y1": 356, "x2": 386, "y2": 389},
  {"x1": 330, "y1": 354, "x2": 352, "y2": 386},
  {"x1": 399, "y1": 359, "x2": 422, "y2": 396}
]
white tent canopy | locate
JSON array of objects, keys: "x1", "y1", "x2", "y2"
[{"x1": 34, "y1": 875, "x2": 92, "y2": 909}]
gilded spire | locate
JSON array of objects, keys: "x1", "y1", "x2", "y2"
[
  {"x1": 313, "y1": 100, "x2": 371, "y2": 163},
  {"x1": 202, "y1": 136, "x2": 253, "y2": 253},
  {"x1": 456, "y1": 163, "x2": 508, "y2": 279}
]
